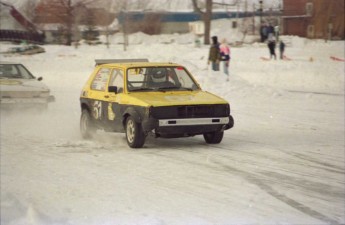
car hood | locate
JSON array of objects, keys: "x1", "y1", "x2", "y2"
[
  {"x1": 0, "y1": 78, "x2": 50, "y2": 92},
  {"x1": 0, "y1": 79, "x2": 51, "y2": 100},
  {"x1": 126, "y1": 90, "x2": 228, "y2": 106}
]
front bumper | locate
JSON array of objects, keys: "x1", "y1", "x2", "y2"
[
  {"x1": 0, "y1": 95, "x2": 55, "y2": 104},
  {"x1": 0, "y1": 95, "x2": 55, "y2": 109},
  {"x1": 159, "y1": 117, "x2": 230, "y2": 126},
  {"x1": 143, "y1": 115, "x2": 234, "y2": 138}
]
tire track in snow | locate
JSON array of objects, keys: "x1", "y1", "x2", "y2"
[
  {"x1": 286, "y1": 151, "x2": 344, "y2": 173},
  {"x1": 216, "y1": 162, "x2": 342, "y2": 225},
  {"x1": 214, "y1": 136, "x2": 345, "y2": 177},
  {"x1": 144, "y1": 144, "x2": 342, "y2": 224}
]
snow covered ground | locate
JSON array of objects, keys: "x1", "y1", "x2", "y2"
[{"x1": 0, "y1": 32, "x2": 344, "y2": 225}]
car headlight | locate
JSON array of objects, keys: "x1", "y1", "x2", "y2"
[{"x1": 145, "y1": 106, "x2": 152, "y2": 117}]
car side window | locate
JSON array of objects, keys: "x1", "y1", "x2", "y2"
[
  {"x1": 91, "y1": 67, "x2": 111, "y2": 91},
  {"x1": 0, "y1": 65, "x2": 16, "y2": 78},
  {"x1": 17, "y1": 64, "x2": 34, "y2": 79},
  {"x1": 166, "y1": 68, "x2": 178, "y2": 85},
  {"x1": 174, "y1": 67, "x2": 198, "y2": 90},
  {"x1": 127, "y1": 68, "x2": 146, "y2": 89},
  {"x1": 109, "y1": 68, "x2": 124, "y2": 93}
]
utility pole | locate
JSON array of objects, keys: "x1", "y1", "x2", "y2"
[
  {"x1": 259, "y1": 0, "x2": 264, "y2": 41},
  {"x1": 122, "y1": 11, "x2": 128, "y2": 51},
  {"x1": 253, "y1": 3, "x2": 256, "y2": 35},
  {"x1": 259, "y1": 0, "x2": 263, "y2": 26}
]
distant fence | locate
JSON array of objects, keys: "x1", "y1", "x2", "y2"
[{"x1": 0, "y1": 30, "x2": 44, "y2": 44}]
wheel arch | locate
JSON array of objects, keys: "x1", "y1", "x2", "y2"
[
  {"x1": 122, "y1": 107, "x2": 142, "y2": 128},
  {"x1": 80, "y1": 100, "x2": 91, "y2": 113}
]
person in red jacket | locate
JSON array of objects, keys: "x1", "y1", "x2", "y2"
[{"x1": 219, "y1": 38, "x2": 231, "y2": 79}]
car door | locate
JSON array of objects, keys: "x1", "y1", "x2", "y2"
[
  {"x1": 87, "y1": 66, "x2": 112, "y2": 128},
  {"x1": 101, "y1": 67, "x2": 125, "y2": 132}
]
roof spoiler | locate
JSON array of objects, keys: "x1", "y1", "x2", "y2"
[{"x1": 95, "y1": 59, "x2": 149, "y2": 66}]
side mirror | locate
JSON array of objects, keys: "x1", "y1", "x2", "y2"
[
  {"x1": 108, "y1": 86, "x2": 118, "y2": 94},
  {"x1": 37, "y1": 77, "x2": 43, "y2": 81}
]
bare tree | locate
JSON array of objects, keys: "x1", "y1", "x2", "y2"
[
  {"x1": 35, "y1": 0, "x2": 102, "y2": 45},
  {"x1": 110, "y1": 0, "x2": 159, "y2": 51},
  {"x1": 21, "y1": 0, "x2": 37, "y2": 21},
  {"x1": 111, "y1": 0, "x2": 129, "y2": 50},
  {"x1": 192, "y1": 0, "x2": 213, "y2": 45},
  {"x1": 192, "y1": 0, "x2": 240, "y2": 45}
]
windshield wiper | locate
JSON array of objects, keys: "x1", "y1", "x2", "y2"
[
  {"x1": 130, "y1": 87, "x2": 155, "y2": 92},
  {"x1": 157, "y1": 86, "x2": 177, "y2": 90},
  {"x1": 155, "y1": 86, "x2": 180, "y2": 92},
  {"x1": 156, "y1": 87, "x2": 195, "y2": 92},
  {"x1": 178, "y1": 87, "x2": 194, "y2": 91}
]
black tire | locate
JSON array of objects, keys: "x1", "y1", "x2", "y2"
[
  {"x1": 203, "y1": 131, "x2": 224, "y2": 144},
  {"x1": 125, "y1": 116, "x2": 146, "y2": 148},
  {"x1": 80, "y1": 109, "x2": 95, "y2": 139}
]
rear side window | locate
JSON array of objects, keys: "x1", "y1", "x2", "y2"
[{"x1": 91, "y1": 67, "x2": 111, "y2": 91}]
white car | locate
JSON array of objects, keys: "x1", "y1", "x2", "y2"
[
  {"x1": 5, "y1": 45, "x2": 45, "y2": 55},
  {"x1": 0, "y1": 61, "x2": 54, "y2": 109}
]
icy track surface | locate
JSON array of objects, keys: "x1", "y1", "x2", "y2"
[{"x1": 1, "y1": 35, "x2": 344, "y2": 225}]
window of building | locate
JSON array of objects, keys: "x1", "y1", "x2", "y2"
[
  {"x1": 306, "y1": 2, "x2": 313, "y2": 16},
  {"x1": 307, "y1": 25, "x2": 315, "y2": 38}
]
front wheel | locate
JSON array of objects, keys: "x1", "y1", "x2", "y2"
[
  {"x1": 203, "y1": 131, "x2": 224, "y2": 144},
  {"x1": 125, "y1": 116, "x2": 146, "y2": 148},
  {"x1": 80, "y1": 109, "x2": 95, "y2": 139}
]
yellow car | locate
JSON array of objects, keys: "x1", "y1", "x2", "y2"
[{"x1": 80, "y1": 59, "x2": 234, "y2": 148}]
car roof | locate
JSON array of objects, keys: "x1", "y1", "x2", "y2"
[
  {"x1": 0, "y1": 61, "x2": 21, "y2": 64},
  {"x1": 98, "y1": 62, "x2": 182, "y2": 70},
  {"x1": 94, "y1": 59, "x2": 182, "y2": 69}
]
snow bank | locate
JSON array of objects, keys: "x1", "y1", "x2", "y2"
[{"x1": 1, "y1": 33, "x2": 343, "y2": 97}]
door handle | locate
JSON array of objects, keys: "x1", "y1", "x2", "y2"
[{"x1": 104, "y1": 95, "x2": 109, "y2": 98}]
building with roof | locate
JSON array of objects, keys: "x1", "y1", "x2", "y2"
[
  {"x1": 33, "y1": 0, "x2": 116, "y2": 44},
  {"x1": 281, "y1": 0, "x2": 344, "y2": 39},
  {"x1": 117, "y1": 10, "x2": 279, "y2": 35},
  {"x1": 0, "y1": 1, "x2": 44, "y2": 44}
]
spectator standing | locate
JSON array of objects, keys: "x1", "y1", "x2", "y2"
[
  {"x1": 274, "y1": 25, "x2": 280, "y2": 41},
  {"x1": 279, "y1": 41, "x2": 285, "y2": 60},
  {"x1": 267, "y1": 34, "x2": 276, "y2": 60},
  {"x1": 260, "y1": 24, "x2": 268, "y2": 42},
  {"x1": 208, "y1": 36, "x2": 221, "y2": 71},
  {"x1": 267, "y1": 23, "x2": 275, "y2": 37},
  {"x1": 219, "y1": 38, "x2": 231, "y2": 79}
]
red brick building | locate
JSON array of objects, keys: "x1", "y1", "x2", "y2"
[
  {"x1": 282, "y1": 0, "x2": 344, "y2": 39},
  {"x1": 33, "y1": 0, "x2": 116, "y2": 44}
]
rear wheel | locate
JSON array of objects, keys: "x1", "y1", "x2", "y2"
[
  {"x1": 125, "y1": 116, "x2": 146, "y2": 148},
  {"x1": 80, "y1": 109, "x2": 95, "y2": 139},
  {"x1": 203, "y1": 131, "x2": 224, "y2": 144}
]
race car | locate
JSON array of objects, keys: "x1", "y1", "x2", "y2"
[
  {"x1": 0, "y1": 61, "x2": 54, "y2": 110},
  {"x1": 80, "y1": 59, "x2": 234, "y2": 148}
]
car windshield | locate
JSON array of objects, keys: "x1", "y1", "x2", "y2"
[
  {"x1": 0, "y1": 64, "x2": 35, "y2": 79},
  {"x1": 126, "y1": 66, "x2": 200, "y2": 92}
]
